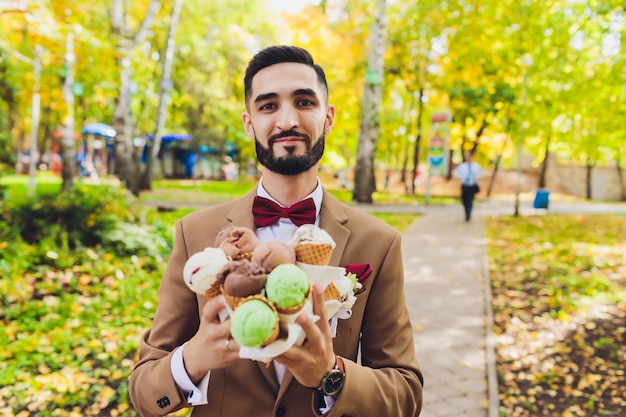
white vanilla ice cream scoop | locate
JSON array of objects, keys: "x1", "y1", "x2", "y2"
[
  {"x1": 183, "y1": 247, "x2": 229, "y2": 294},
  {"x1": 292, "y1": 224, "x2": 336, "y2": 247}
]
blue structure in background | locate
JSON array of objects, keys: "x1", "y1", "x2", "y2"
[
  {"x1": 533, "y1": 188, "x2": 550, "y2": 209},
  {"x1": 82, "y1": 123, "x2": 116, "y2": 137},
  {"x1": 145, "y1": 134, "x2": 195, "y2": 178},
  {"x1": 80, "y1": 123, "x2": 116, "y2": 177},
  {"x1": 78, "y1": 127, "x2": 240, "y2": 179}
]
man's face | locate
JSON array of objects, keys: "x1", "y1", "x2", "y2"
[{"x1": 242, "y1": 62, "x2": 335, "y2": 175}]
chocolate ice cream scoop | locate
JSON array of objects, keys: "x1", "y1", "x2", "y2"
[
  {"x1": 252, "y1": 240, "x2": 296, "y2": 273},
  {"x1": 215, "y1": 226, "x2": 259, "y2": 260},
  {"x1": 219, "y1": 259, "x2": 267, "y2": 297}
]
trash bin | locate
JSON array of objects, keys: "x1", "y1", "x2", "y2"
[{"x1": 533, "y1": 188, "x2": 550, "y2": 209}]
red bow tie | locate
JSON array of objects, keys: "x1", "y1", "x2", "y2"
[{"x1": 252, "y1": 196, "x2": 317, "y2": 228}]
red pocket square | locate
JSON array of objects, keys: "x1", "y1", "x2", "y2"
[{"x1": 344, "y1": 263, "x2": 373, "y2": 284}]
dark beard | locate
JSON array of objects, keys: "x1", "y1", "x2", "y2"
[{"x1": 255, "y1": 131, "x2": 325, "y2": 176}]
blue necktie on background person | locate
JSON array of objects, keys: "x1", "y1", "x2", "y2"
[{"x1": 465, "y1": 163, "x2": 473, "y2": 185}]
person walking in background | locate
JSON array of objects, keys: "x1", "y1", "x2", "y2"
[
  {"x1": 128, "y1": 45, "x2": 423, "y2": 417},
  {"x1": 454, "y1": 152, "x2": 483, "y2": 222}
]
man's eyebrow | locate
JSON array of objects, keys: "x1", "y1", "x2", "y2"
[
  {"x1": 254, "y1": 92, "x2": 278, "y2": 103},
  {"x1": 292, "y1": 88, "x2": 318, "y2": 98}
]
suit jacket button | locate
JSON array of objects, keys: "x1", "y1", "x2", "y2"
[
  {"x1": 275, "y1": 404, "x2": 286, "y2": 417},
  {"x1": 156, "y1": 396, "x2": 170, "y2": 408}
]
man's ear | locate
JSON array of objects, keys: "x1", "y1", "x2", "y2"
[
  {"x1": 241, "y1": 112, "x2": 255, "y2": 139},
  {"x1": 325, "y1": 104, "x2": 336, "y2": 134}
]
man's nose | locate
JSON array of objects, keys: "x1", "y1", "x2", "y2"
[{"x1": 276, "y1": 107, "x2": 299, "y2": 130}]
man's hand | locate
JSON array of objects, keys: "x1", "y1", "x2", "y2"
[
  {"x1": 183, "y1": 295, "x2": 240, "y2": 383},
  {"x1": 275, "y1": 284, "x2": 335, "y2": 388}
]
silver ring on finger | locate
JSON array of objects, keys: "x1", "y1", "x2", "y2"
[{"x1": 226, "y1": 338, "x2": 231, "y2": 351}]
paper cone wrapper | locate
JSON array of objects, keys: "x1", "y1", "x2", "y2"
[
  {"x1": 294, "y1": 243, "x2": 333, "y2": 265},
  {"x1": 296, "y1": 263, "x2": 346, "y2": 291},
  {"x1": 239, "y1": 312, "x2": 320, "y2": 363},
  {"x1": 323, "y1": 282, "x2": 341, "y2": 302},
  {"x1": 278, "y1": 298, "x2": 313, "y2": 332}
]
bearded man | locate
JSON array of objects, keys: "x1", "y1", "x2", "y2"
[{"x1": 129, "y1": 45, "x2": 423, "y2": 417}]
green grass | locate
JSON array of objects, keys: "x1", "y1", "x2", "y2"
[{"x1": 1, "y1": 172, "x2": 63, "y2": 200}]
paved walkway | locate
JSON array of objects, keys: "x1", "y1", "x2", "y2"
[
  {"x1": 395, "y1": 197, "x2": 626, "y2": 417},
  {"x1": 402, "y1": 204, "x2": 494, "y2": 417}
]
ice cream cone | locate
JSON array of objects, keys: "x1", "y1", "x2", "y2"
[
  {"x1": 323, "y1": 282, "x2": 341, "y2": 302},
  {"x1": 204, "y1": 282, "x2": 222, "y2": 300},
  {"x1": 294, "y1": 243, "x2": 333, "y2": 265},
  {"x1": 220, "y1": 284, "x2": 246, "y2": 309},
  {"x1": 233, "y1": 252, "x2": 253, "y2": 261},
  {"x1": 242, "y1": 295, "x2": 280, "y2": 346}
]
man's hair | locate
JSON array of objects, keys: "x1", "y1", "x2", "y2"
[{"x1": 243, "y1": 45, "x2": 329, "y2": 108}]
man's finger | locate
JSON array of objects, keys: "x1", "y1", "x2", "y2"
[
  {"x1": 311, "y1": 284, "x2": 329, "y2": 326},
  {"x1": 201, "y1": 295, "x2": 228, "y2": 323}
]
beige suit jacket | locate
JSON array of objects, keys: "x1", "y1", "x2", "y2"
[{"x1": 129, "y1": 188, "x2": 423, "y2": 417}]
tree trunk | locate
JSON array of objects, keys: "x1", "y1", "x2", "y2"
[
  {"x1": 137, "y1": 0, "x2": 184, "y2": 194},
  {"x1": 586, "y1": 160, "x2": 592, "y2": 200},
  {"x1": 353, "y1": 0, "x2": 387, "y2": 203},
  {"x1": 617, "y1": 150, "x2": 626, "y2": 201},
  {"x1": 111, "y1": 0, "x2": 161, "y2": 189},
  {"x1": 410, "y1": 86, "x2": 424, "y2": 195},
  {"x1": 538, "y1": 125, "x2": 552, "y2": 188},
  {"x1": 487, "y1": 134, "x2": 510, "y2": 197},
  {"x1": 60, "y1": 35, "x2": 75, "y2": 191},
  {"x1": 400, "y1": 140, "x2": 408, "y2": 185}
]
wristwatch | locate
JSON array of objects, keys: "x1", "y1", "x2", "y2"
[{"x1": 315, "y1": 355, "x2": 345, "y2": 397}]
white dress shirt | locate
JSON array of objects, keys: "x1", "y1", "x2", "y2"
[{"x1": 455, "y1": 161, "x2": 483, "y2": 186}]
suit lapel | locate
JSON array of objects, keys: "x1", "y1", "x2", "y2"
[
  {"x1": 224, "y1": 188, "x2": 257, "y2": 230},
  {"x1": 319, "y1": 189, "x2": 351, "y2": 267}
]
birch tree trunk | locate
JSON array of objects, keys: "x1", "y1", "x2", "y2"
[
  {"x1": 352, "y1": 0, "x2": 387, "y2": 203},
  {"x1": 410, "y1": 86, "x2": 425, "y2": 195},
  {"x1": 60, "y1": 35, "x2": 75, "y2": 192},
  {"x1": 136, "y1": 0, "x2": 184, "y2": 193},
  {"x1": 111, "y1": 0, "x2": 161, "y2": 189}
]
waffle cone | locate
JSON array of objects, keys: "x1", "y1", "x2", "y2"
[
  {"x1": 323, "y1": 282, "x2": 341, "y2": 302},
  {"x1": 238, "y1": 294, "x2": 280, "y2": 346},
  {"x1": 233, "y1": 252, "x2": 253, "y2": 261},
  {"x1": 220, "y1": 284, "x2": 246, "y2": 309},
  {"x1": 294, "y1": 243, "x2": 333, "y2": 265},
  {"x1": 275, "y1": 283, "x2": 312, "y2": 315},
  {"x1": 204, "y1": 282, "x2": 222, "y2": 300}
]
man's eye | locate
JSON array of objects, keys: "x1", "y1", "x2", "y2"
[
  {"x1": 259, "y1": 103, "x2": 276, "y2": 111},
  {"x1": 298, "y1": 99, "x2": 314, "y2": 107}
]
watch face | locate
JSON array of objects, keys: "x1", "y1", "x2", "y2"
[{"x1": 322, "y1": 369, "x2": 345, "y2": 396}]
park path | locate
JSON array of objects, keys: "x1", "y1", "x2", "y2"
[{"x1": 400, "y1": 204, "x2": 495, "y2": 417}]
